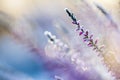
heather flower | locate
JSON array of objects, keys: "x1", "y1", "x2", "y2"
[
  {"x1": 65, "y1": 8, "x2": 104, "y2": 53},
  {"x1": 79, "y1": 27, "x2": 84, "y2": 35}
]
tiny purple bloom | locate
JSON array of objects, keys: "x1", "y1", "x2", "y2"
[
  {"x1": 84, "y1": 31, "x2": 88, "y2": 36},
  {"x1": 79, "y1": 31, "x2": 83, "y2": 35}
]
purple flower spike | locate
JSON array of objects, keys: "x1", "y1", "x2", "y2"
[{"x1": 65, "y1": 8, "x2": 104, "y2": 53}]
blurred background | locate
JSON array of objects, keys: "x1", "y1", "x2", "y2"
[{"x1": 0, "y1": 0, "x2": 120, "y2": 80}]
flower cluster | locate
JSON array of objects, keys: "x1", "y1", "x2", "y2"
[{"x1": 65, "y1": 8, "x2": 104, "y2": 53}]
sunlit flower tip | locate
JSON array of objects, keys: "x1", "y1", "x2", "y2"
[
  {"x1": 64, "y1": 8, "x2": 71, "y2": 17},
  {"x1": 44, "y1": 31, "x2": 50, "y2": 36},
  {"x1": 64, "y1": 8, "x2": 68, "y2": 11},
  {"x1": 44, "y1": 31, "x2": 57, "y2": 44}
]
